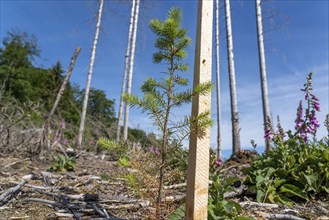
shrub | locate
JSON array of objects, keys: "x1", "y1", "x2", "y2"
[{"x1": 244, "y1": 73, "x2": 329, "y2": 206}]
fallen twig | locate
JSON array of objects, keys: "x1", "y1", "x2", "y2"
[
  {"x1": 9, "y1": 181, "x2": 54, "y2": 190},
  {"x1": 2, "y1": 158, "x2": 30, "y2": 170},
  {"x1": 239, "y1": 200, "x2": 279, "y2": 209},
  {"x1": 0, "y1": 174, "x2": 33, "y2": 205},
  {"x1": 261, "y1": 213, "x2": 306, "y2": 220},
  {"x1": 224, "y1": 184, "x2": 246, "y2": 198},
  {"x1": 22, "y1": 198, "x2": 67, "y2": 209}
]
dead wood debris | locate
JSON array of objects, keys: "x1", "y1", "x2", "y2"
[
  {"x1": 0, "y1": 151, "x2": 328, "y2": 219},
  {"x1": 0, "y1": 174, "x2": 33, "y2": 205}
]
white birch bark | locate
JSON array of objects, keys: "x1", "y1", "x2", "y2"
[
  {"x1": 256, "y1": 0, "x2": 271, "y2": 151},
  {"x1": 224, "y1": 0, "x2": 241, "y2": 153},
  {"x1": 215, "y1": 0, "x2": 222, "y2": 159},
  {"x1": 116, "y1": 0, "x2": 136, "y2": 142},
  {"x1": 123, "y1": 0, "x2": 140, "y2": 141},
  {"x1": 78, "y1": 0, "x2": 104, "y2": 147}
]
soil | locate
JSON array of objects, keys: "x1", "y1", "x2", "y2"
[{"x1": 0, "y1": 150, "x2": 328, "y2": 220}]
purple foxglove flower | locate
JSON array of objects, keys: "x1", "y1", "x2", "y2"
[
  {"x1": 313, "y1": 102, "x2": 321, "y2": 111},
  {"x1": 54, "y1": 129, "x2": 61, "y2": 142},
  {"x1": 296, "y1": 121, "x2": 303, "y2": 129},
  {"x1": 155, "y1": 148, "x2": 160, "y2": 156},
  {"x1": 311, "y1": 94, "x2": 320, "y2": 101},
  {"x1": 295, "y1": 101, "x2": 304, "y2": 130},
  {"x1": 148, "y1": 146, "x2": 155, "y2": 153},
  {"x1": 148, "y1": 146, "x2": 160, "y2": 155},
  {"x1": 264, "y1": 129, "x2": 274, "y2": 140},
  {"x1": 310, "y1": 113, "x2": 320, "y2": 128},
  {"x1": 63, "y1": 139, "x2": 69, "y2": 145},
  {"x1": 299, "y1": 129, "x2": 308, "y2": 142},
  {"x1": 214, "y1": 159, "x2": 222, "y2": 168},
  {"x1": 61, "y1": 119, "x2": 66, "y2": 129},
  {"x1": 306, "y1": 125, "x2": 314, "y2": 134}
]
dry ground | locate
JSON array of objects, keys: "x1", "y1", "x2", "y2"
[{"x1": 0, "y1": 150, "x2": 328, "y2": 220}]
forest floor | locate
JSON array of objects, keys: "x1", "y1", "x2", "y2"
[{"x1": 0, "y1": 150, "x2": 328, "y2": 220}]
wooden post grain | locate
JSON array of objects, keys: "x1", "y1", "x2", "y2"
[{"x1": 185, "y1": 0, "x2": 213, "y2": 219}]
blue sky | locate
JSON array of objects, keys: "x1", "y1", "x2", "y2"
[{"x1": 1, "y1": 0, "x2": 328, "y2": 150}]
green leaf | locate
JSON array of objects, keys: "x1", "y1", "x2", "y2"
[
  {"x1": 167, "y1": 204, "x2": 185, "y2": 220},
  {"x1": 275, "y1": 194, "x2": 293, "y2": 207},
  {"x1": 234, "y1": 217, "x2": 255, "y2": 220},
  {"x1": 303, "y1": 173, "x2": 318, "y2": 192},
  {"x1": 256, "y1": 190, "x2": 265, "y2": 202},
  {"x1": 280, "y1": 184, "x2": 308, "y2": 200}
]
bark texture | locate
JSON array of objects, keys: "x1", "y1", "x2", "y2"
[
  {"x1": 123, "y1": 0, "x2": 140, "y2": 141},
  {"x1": 256, "y1": 0, "x2": 272, "y2": 151},
  {"x1": 215, "y1": 0, "x2": 222, "y2": 159},
  {"x1": 224, "y1": 0, "x2": 241, "y2": 153},
  {"x1": 78, "y1": 0, "x2": 104, "y2": 147},
  {"x1": 117, "y1": 0, "x2": 136, "y2": 142}
]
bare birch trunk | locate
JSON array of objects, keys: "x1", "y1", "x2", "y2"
[
  {"x1": 123, "y1": 0, "x2": 140, "y2": 141},
  {"x1": 215, "y1": 0, "x2": 222, "y2": 159},
  {"x1": 224, "y1": 0, "x2": 241, "y2": 154},
  {"x1": 256, "y1": 0, "x2": 271, "y2": 151},
  {"x1": 116, "y1": 0, "x2": 136, "y2": 142},
  {"x1": 78, "y1": 0, "x2": 104, "y2": 147}
]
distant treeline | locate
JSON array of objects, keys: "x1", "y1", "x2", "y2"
[{"x1": 0, "y1": 31, "x2": 152, "y2": 148}]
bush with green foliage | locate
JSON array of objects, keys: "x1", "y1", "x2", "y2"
[
  {"x1": 244, "y1": 73, "x2": 329, "y2": 206},
  {"x1": 208, "y1": 173, "x2": 254, "y2": 220}
]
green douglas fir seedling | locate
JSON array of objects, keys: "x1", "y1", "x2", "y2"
[{"x1": 124, "y1": 7, "x2": 212, "y2": 218}]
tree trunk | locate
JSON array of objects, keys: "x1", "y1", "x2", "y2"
[
  {"x1": 215, "y1": 0, "x2": 222, "y2": 159},
  {"x1": 256, "y1": 0, "x2": 271, "y2": 151},
  {"x1": 78, "y1": 0, "x2": 104, "y2": 147},
  {"x1": 224, "y1": 0, "x2": 241, "y2": 154},
  {"x1": 116, "y1": 0, "x2": 136, "y2": 142},
  {"x1": 123, "y1": 0, "x2": 140, "y2": 141}
]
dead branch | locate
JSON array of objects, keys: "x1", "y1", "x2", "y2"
[
  {"x1": 48, "y1": 47, "x2": 81, "y2": 120},
  {"x1": 34, "y1": 189, "x2": 99, "y2": 202},
  {"x1": 9, "y1": 181, "x2": 54, "y2": 190},
  {"x1": 1, "y1": 158, "x2": 30, "y2": 170},
  {"x1": 22, "y1": 198, "x2": 67, "y2": 208},
  {"x1": 0, "y1": 174, "x2": 33, "y2": 205},
  {"x1": 223, "y1": 184, "x2": 246, "y2": 199},
  {"x1": 261, "y1": 213, "x2": 306, "y2": 220},
  {"x1": 239, "y1": 200, "x2": 279, "y2": 208}
]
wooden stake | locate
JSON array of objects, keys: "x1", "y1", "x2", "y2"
[{"x1": 185, "y1": 0, "x2": 213, "y2": 219}]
